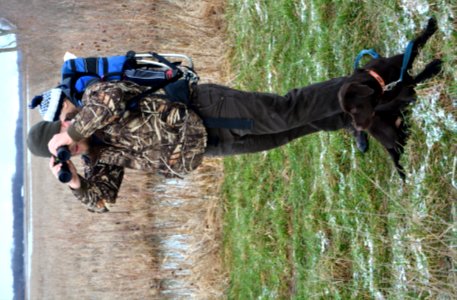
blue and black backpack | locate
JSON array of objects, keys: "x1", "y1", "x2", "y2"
[
  {"x1": 59, "y1": 51, "x2": 199, "y2": 108},
  {"x1": 33, "y1": 50, "x2": 252, "y2": 143},
  {"x1": 59, "y1": 51, "x2": 253, "y2": 135}
]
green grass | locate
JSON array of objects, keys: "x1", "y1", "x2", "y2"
[{"x1": 222, "y1": 1, "x2": 456, "y2": 299}]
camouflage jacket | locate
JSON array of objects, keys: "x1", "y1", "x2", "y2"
[{"x1": 66, "y1": 81, "x2": 207, "y2": 212}]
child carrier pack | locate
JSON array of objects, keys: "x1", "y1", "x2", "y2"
[
  {"x1": 60, "y1": 51, "x2": 199, "y2": 107},
  {"x1": 60, "y1": 51, "x2": 253, "y2": 138},
  {"x1": 30, "y1": 50, "x2": 252, "y2": 141}
]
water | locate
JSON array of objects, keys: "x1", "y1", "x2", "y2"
[{"x1": 0, "y1": 45, "x2": 24, "y2": 300}]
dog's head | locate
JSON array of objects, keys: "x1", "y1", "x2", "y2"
[{"x1": 338, "y1": 81, "x2": 378, "y2": 130}]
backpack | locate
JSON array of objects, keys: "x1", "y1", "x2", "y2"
[
  {"x1": 59, "y1": 51, "x2": 199, "y2": 107},
  {"x1": 31, "y1": 51, "x2": 253, "y2": 141},
  {"x1": 60, "y1": 51, "x2": 253, "y2": 137}
]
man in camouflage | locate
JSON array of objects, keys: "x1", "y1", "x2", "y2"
[
  {"x1": 29, "y1": 80, "x2": 207, "y2": 212},
  {"x1": 28, "y1": 77, "x2": 356, "y2": 212}
]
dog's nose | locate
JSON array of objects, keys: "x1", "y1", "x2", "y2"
[
  {"x1": 354, "y1": 119, "x2": 373, "y2": 131},
  {"x1": 356, "y1": 125, "x2": 365, "y2": 131}
]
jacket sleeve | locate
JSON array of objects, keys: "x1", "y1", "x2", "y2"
[
  {"x1": 66, "y1": 82, "x2": 128, "y2": 142},
  {"x1": 70, "y1": 161, "x2": 124, "y2": 213}
]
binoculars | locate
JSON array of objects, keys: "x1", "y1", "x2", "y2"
[{"x1": 54, "y1": 146, "x2": 72, "y2": 183}]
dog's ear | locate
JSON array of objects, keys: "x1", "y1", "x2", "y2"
[
  {"x1": 338, "y1": 82, "x2": 374, "y2": 111},
  {"x1": 368, "y1": 116, "x2": 398, "y2": 149}
]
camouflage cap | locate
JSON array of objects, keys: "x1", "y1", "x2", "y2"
[{"x1": 27, "y1": 120, "x2": 61, "y2": 157}]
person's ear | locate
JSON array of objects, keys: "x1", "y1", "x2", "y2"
[
  {"x1": 62, "y1": 99, "x2": 69, "y2": 110},
  {"x1": 62, "y1": 98, "x2": 73, "y2": 110}
]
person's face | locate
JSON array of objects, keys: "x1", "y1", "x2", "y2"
[
  {"x1": 60, "y1": 120, "x2": 89, "y2": 156},
  {"x1": 59, "y1": 98, "x2": 79, "y2": 122}
]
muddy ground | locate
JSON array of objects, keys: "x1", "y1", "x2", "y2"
[{"x1": 0, "y1": 0, "x2": 229, "y2": 298}]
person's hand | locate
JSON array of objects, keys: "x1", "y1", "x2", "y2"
[
  {"x1": 49, "y1": 156, "x2": 81, "y2": 189},
  {"x1": 48, "y1": 131, "x2": 74, "y2": 156}
]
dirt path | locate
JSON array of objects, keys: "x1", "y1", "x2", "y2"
[{"x1": 0, "y1": 0, "x2": 229, "y2": 298}]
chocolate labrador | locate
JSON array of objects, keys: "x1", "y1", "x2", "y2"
[{"x1": 338, "y1": 18, "x2": 442, "y2": 178}]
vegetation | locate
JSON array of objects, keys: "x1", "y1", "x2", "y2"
[
  {"x1": 223, "y1": 1, "x2": 456, "y2": 298},
  {"x1": 10, "y1": 0, "x2": 229, "y2": 298}
]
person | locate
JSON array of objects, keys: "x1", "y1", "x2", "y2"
[
  {"x1": 27, "y1": 78, "x2": 363, "y2": 212},
  {"x1": 29, "y1": 85, "x2": 80, "y2": 122}
]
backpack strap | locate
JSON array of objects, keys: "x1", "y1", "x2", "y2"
[
  {"x1": 203, "y1": 118, "x2": 253, "y2": 129},
  {"x1": 126, "y1": 88, "x2": 159, "y2": 111},
  {"x1": 203, "y1": 117, "x2": 254, "y2": 147},
  {"x1": 151, "y1": 52, "x2": 178, "y2": 70},
  {"x1": 68, "y1": 57, "x2": 98, "y2": 74},
  {"x1": 151, "y1": 52, "x2": 183, "y2": 80}
]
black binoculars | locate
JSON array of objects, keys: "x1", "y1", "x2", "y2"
[
  {"x1": 57, "y1": 145, "x2": 71, "y2": 161},
  {"x1": 54, "y1": 146, "x2": 72, "y2": 183}
]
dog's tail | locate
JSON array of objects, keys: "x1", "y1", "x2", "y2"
[{"x1": 406, "y1": 18, "x2": 438, "y2": 70}]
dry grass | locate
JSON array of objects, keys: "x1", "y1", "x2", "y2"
[
  {"x1": 116, "y1": 159, "x2": 227, "y2": 299},
  {"x1": 1, "y1": 0, "x2": 230, "y2": 298}
]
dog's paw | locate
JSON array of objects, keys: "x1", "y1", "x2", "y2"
[
  {"x1": 426, "y1": 17, "x2": 438, "y2": 34},
  {"x1": 414, "y1": 59, "x2": 443, "y2": 83},
  {"x1": 429, "y1": 59, "x2": 443, "y2": 74}
]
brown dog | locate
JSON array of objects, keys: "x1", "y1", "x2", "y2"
[{"x1": 338, "y1": 18, "x2": 442, "y2": 178}]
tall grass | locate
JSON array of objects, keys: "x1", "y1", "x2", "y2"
[{"x1": 222, "y1": 1, "x2": 456, "y2": 298}]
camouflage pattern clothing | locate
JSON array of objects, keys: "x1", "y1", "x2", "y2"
[{"x1": 67, "y1": 81, "x2": 207, "y2": 212}]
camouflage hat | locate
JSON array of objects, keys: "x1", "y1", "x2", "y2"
[{"x1": 27, "y1": 120, "x2": 61, "y2": 157}]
